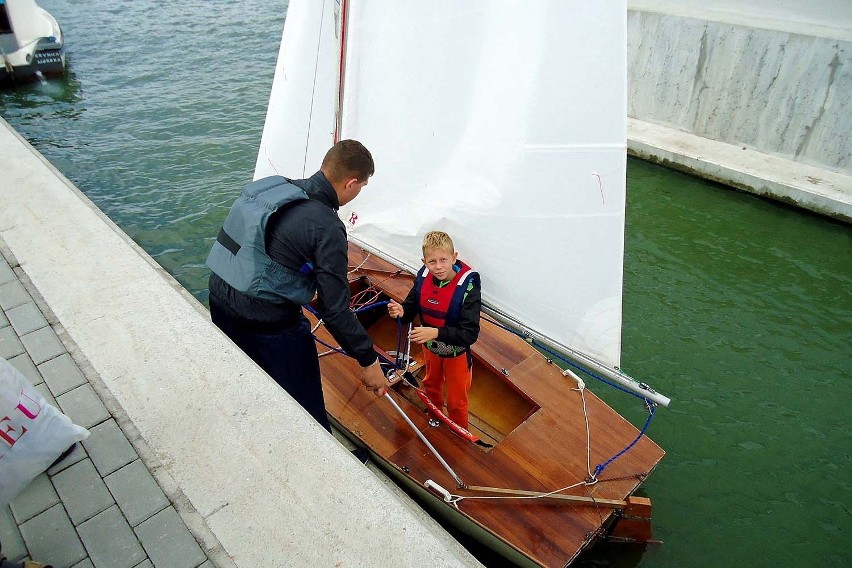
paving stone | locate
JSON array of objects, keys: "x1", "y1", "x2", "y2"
[
  {"x1": 20, "y1": 327, "x2": 65, "y2": 365},
  {"x1": 134, "y1": 507, "x2": 206, "y2": 568},
  {"x1": 0, "y1": 258, "x2": 14, "y2": 285},
  {"x1": 198, "y1": 562, "x2": 214, "y2": 568},
  {"x1": 0, "y1": 325, "x2": 25, "y2": 359},
  {"x1": 0, "y1": 280, "x2": 30, "y2": 311},
  {"x1": 9, "y1": 473, "x2": 59, "y2": 524},
  {"x1": 6, "y1": 302, "x2": 48, "y2": 336},
  {"x1": 51, "y1": 459, "x2": 114, "y2": 525},
  {"x1": 72, "y1": 560, "x2": 96, "y2": 568},
  {"x1": 47, "y1": 441, "x2": 88, "y2": 475},
  {"x1": 78, "y1": 505, "x2": 146, "y2": 568},
  {"x1": 0, "y1": 506, "x2": 27, "y2": 562},
  {"x1": 39, "y1": 352, "x2": 87, "y2": 396},
  {"x1": 18, "y1": 502, "x2": 87, "y2": 567},
  {"x1": 0, "y1": 308, "x2": 8, "y2": 327},
  {"x1": 82, "y1": 420, "x2": 138, "y2": 477},
  {"x1": 34, "y1": 382, "x2": 58, "y2": 410},
  {"x1": 105, "y1": 460, "x2": 169, "y2": 526},
  {"x1": 133, "y1": 561, "x2": 153, "y2": 568},
  {"x1": 7, "y1": 352, "x2": 42, "y2": 385},
  {"x1": 57, "y1": 383, "x2": 111, "y2": 430}
]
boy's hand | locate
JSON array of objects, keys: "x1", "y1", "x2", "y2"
[
  {"x1": 410, "y1": 326, "x2": 439, "y2": 344},
  {"x1": 388, "y1": 299, "x2": 404, "y2": 319}
]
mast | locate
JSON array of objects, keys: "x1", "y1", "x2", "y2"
[{"x1": 333, "y1": 0, "x2": 348, "y2": 144}]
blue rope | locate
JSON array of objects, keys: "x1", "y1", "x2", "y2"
[
  {"x1": 396, "y1": 318, "x2": 403, "y2": 368},
  {"x1": 480, "y1": 314, "x2": 659, "y2": 475},
  {"x1": 311, "y1": 303, "x2": 657, "y2": 474},
  {"x1": 354, "y1": 300, "x2": 389, "y2": 313},
  {"x1": 593, "y1": 403, "x2": 656, "y2": 478}
]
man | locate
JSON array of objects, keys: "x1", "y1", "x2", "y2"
[{"x1": 207, "y1": 140, "x2": 386, "y2": 432}]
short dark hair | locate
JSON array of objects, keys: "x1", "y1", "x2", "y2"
[{"x1": 321, "y1": 139, "x2": 375, "y2": 184}]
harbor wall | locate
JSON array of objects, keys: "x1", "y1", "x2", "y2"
[
  {"x1": 0, "y1": 117, "x2": 481, "y2": 568},
  {"x1": 626, "y1": 2, "x2": 852, "y2": 222}
]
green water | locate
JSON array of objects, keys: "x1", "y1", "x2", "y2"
[{"x1": 2, "y1": 1, "x2": 850, "y2": 566}]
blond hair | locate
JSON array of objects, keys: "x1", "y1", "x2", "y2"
[{"x1": 422, "y1": 231, "x2": 455, "y2": 256}]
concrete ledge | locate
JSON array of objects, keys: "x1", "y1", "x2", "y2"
[
  {"x1": 628, "y1": 118, "x2": 852, "y2": 223},
  {"x1": 0, "y1": 117, "x2": 481, "y2": 567}
]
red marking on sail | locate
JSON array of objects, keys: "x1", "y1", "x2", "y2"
[
  {"x1": 334, "y1": 0, "x2": 349, "y2": 143},
  {"x1": 592, "y1": 172, "x2": 606, "y2": 205}
]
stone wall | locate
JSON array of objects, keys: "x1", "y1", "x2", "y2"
[{"x1": 627, "y1": 10, "x2": 852, "y2": 175}]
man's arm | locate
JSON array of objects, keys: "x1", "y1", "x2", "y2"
[{"x1": 312, "y1": 223, "x2": 378, "y2": 367}]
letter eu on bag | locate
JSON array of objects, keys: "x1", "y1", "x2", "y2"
[{"x1": 0, "y1": 356, "x2": 89, "y2": 507}]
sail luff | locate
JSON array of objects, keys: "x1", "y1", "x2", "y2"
[
  {"x1": 333, "y1": 0, "x2": 348, "y2": 144},
  {"x1": 254, "y1": 0, "x2": 339, "y2": 180}
]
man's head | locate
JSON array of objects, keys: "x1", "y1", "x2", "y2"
[
  {"x1": 422, "y1": 231, "x2": 458, "y2": 282},
  {"x1": 321, "y1": 139, "x2": 375, "y2": 206}
]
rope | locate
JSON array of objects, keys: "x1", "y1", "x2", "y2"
[
  {"x1": 479, "y1": 313, "x2": 658, "y2": 480},
  {"x1": 348, "y1": 252, "x2": 371, "y2": 274},
  {"x1": 309, "y1": 292, "x2": 656, "y2": 487},
  {"x1": 592, "y1": 402, "x2": 656, "y2": 479}
]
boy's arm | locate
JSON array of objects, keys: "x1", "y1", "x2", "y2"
[{"x1": 436, "y1": 282, "x2": 481, "y2": 348}]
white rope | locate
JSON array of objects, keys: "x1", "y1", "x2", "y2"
[
  {"x1": 432, "y1": 480, "x2": 591, "y2": 509},
  {"x1": 564, "y1": 368, "x2": 596, "y2": 481},
  {"x1": 348, "y1": 253, "x2": 371, "y2": 274}
]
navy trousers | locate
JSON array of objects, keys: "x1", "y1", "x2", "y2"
[{"x1": 210, "y1": 307, "x2": 331, "y2": 432}]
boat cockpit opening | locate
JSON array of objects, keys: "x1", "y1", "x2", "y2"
[{"x1": 346, "y1": 276, "x2": 539, "y2": 449}]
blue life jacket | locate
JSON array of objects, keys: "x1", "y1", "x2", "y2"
[{"x1": 206, "y1": 176, "x2": 315, "y2": 304}]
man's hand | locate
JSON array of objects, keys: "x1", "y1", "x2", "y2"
[
  {"x1": 361, "y1": 362, "x2": 387, "y2": 396},
  {"x1": 387, "y1": 299, "x2": 404, "y2": 319},
  {"x1": 409, "y1": 326, "x2": 439, "y2": 344}
]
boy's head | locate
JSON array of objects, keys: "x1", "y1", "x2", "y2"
[{"x1": 422, "y1": 231, "x2": 458, "y2": 282}]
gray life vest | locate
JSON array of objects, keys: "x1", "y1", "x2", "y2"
[{"x1": 206, "y1": 176, "x2": 315, "y2": 304}]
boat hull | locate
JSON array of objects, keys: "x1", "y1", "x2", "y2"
[
  {"x1": 312, "y1": 243, "x2": 666, "y2": 567},
  {"x1": 0, "y1": 46, "x2": 65, "y2": 83},
  {"x1": 0, "y1": 4, "x2": 66, "y2": 84}
]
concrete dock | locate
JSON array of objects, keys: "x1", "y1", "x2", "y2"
[
  {"x1": 627, "y1": 1, "x2": 852, "y2": 223},
  {"x1": 0, "y1": 118, "x2": 481, "y2": 567}
]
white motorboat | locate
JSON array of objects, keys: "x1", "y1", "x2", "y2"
[{"x1": 0, "y1": 0, "x2": 64, "y2": 83}]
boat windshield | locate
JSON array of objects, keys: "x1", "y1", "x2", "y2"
[{"x1": 0, "y1": 5, "x2": 12, "y2": 35}]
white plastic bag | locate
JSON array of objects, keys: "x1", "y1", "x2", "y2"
[{"x1": 0, "y1": 356, "x2": 89, "y2": 507}]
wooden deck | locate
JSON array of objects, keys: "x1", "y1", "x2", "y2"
[{"x1": 313, "y1": 244, "x2": 665, "y2": 567}]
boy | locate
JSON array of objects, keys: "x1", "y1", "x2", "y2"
[{"x1": 387, "y1": 231, "x2": 481, "y2": 429}]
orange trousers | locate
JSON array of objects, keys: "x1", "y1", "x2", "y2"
[{"x1": 422, "y1": 349, "x2": 472, "y2": 429}]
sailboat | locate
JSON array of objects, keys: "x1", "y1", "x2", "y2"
[{"x1": 253, "y1": 1, "x2": 669, "y2": 566}]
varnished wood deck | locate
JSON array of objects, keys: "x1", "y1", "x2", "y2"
[{"x1": 314, "y1": 244, "x2": 665, "y2": 568}]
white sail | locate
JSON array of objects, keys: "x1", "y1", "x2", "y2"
[
  {"x1": 337, "y1": 2, "x2": 627, "y2": 367},
  {"x1": 256, "y1": 0, "x2": 627, "y2": 369},
  {"x1": 255, "y1": 0, "x2": 340, "y2": 180}
]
